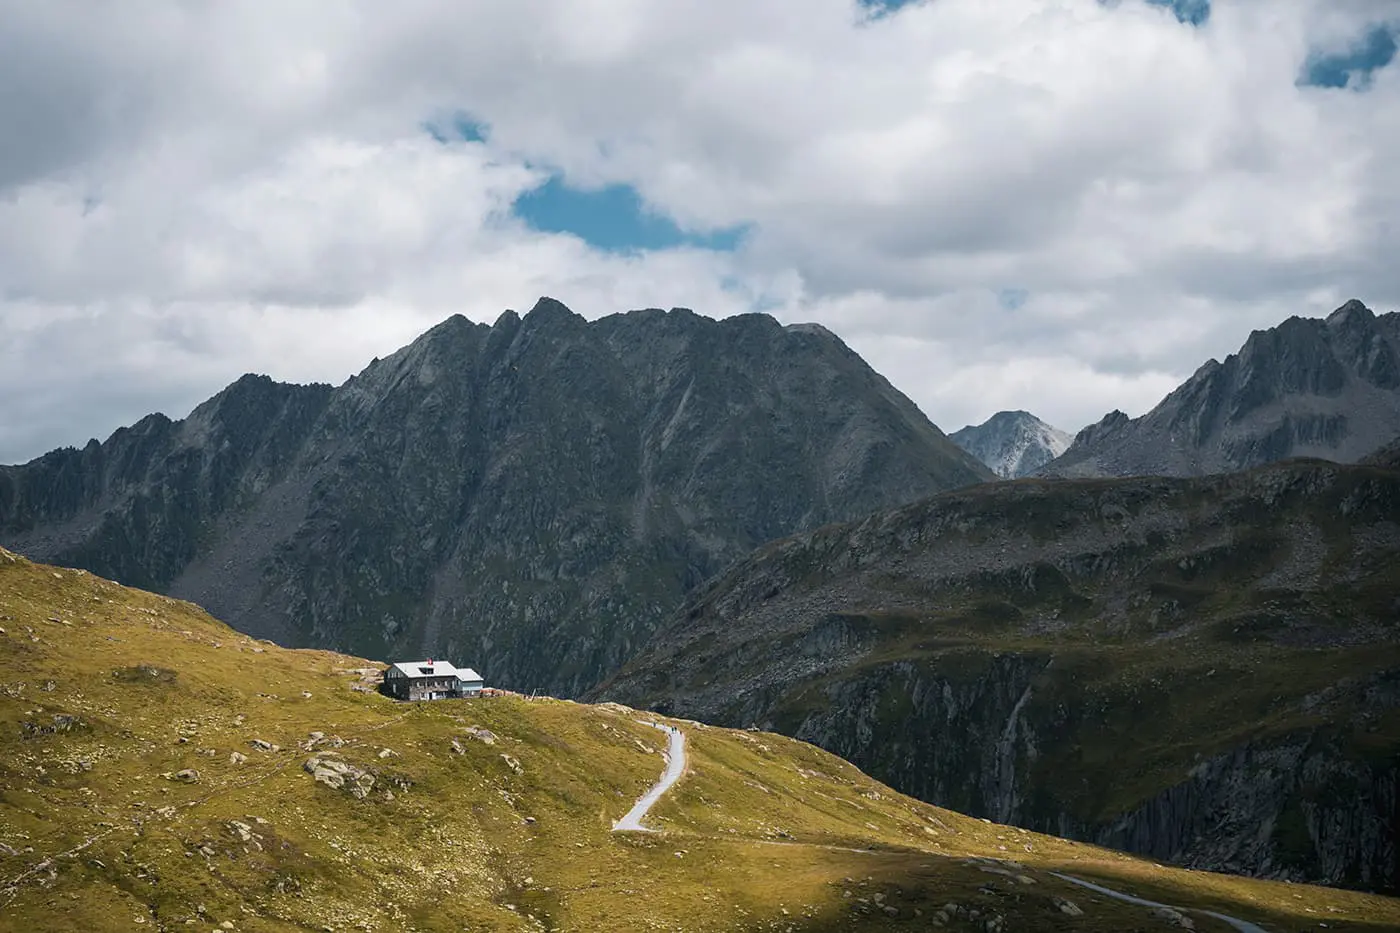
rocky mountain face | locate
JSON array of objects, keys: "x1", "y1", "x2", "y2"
[
  {"x1": 600, "y1": 455, "x2": 1400, "y2": 891},
  {"x1": 0, "y1": 299, "x2": 992, "y2": 696},
  {"x1": 950, "y1": 410, "x2": 1072, "y2": 478},
  {"x1": 1041, "y1": 300, "x2": 1400, "y2": 478}
]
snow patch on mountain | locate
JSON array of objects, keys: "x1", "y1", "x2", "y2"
[{"x1": 950, "y1": 411, "x2": 1073, "y2": 479}]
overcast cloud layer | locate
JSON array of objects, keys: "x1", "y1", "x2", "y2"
[{"x1": 2, "y1": 0, "x2": 1398, "y2": 463}]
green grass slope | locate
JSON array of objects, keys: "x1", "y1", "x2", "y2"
[{"x1": 3, "y1": 547, "x2": 1399, "y2": 932}]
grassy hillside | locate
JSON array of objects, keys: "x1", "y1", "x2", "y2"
[{"x1": 3, "y1": 548, "x2": 1399, "y2": 931}]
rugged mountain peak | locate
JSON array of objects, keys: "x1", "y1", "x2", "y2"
[
  {"x1": 525, "y1": 295, "x2": 583, "y2": 325},
  {"x1": 1072, "y1": 409, "x2": 1130, "y2": 447},
  {"x1": 1038, "y1": 300, "x2": 1400, "y2": 478},
  {"x1": 2, "y1": 301, "x2": 989, "y2": 697},
  {"x1": 186, "y1": 373, "x2": 316, "y2": 422},
  {"x1": 949, "y1": 410, "x2": 1072, "y2": 478},
  {"x1": 1327, "y1": 298, "x2": 1374, "y2": 328},
  {"x1": 407, "y1": 313, "x2": 476, "y2": 350},
  {"x1": 783, "y1": 321, "x2": 839, "y2": 340}
]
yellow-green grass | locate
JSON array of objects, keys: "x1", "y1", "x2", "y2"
[{"x1": 2, "y1": 547, "x2": 1398, "y2": 932}]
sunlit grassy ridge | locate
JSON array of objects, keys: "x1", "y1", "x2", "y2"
[{"x1": 3, "y1": 547, "x2": 1398, "y2": 931}]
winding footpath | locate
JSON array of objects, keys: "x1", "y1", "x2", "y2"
[
  {"x1": 1050, "y1": 873, "x2": 1271, "y2": 933},
  {"x1": 613, "y1": 722, "x2": 687, "y2": 832}
]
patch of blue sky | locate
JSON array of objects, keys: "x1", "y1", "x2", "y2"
[
  {"x1": 1145, "y1": 0, "x2": 1209, "y2": 27},
  {"x1": 997, "y1": 288, "x2": 1030, "y2": 312},
  {"x1": 856, "y1": 0, "x2": 923, "y2": 21},
  {"x1": 513, "y1": 176, "x2": 749, "y2": 253},
  {"x1": 1300, "y1": 24, "x2": 1398, "y2": 90},
  {"x1": 423, "y1": 112, "x2": 489, "y2": 144}
]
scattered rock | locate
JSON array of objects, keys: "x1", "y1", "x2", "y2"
[
  {"x1": 1149, "y1": 906, "x2": 1195, "y2": 929},
  {"x1": 229, "y1": 752, "x2": 248, "y2": 765},
  {"x1": 249, "y1": 739, "x2": 278, "y2": 752},
  {"x1": 226, "y1": 820, "x2": 265, "y2": 850},
  {"x1": 165, "y1": 769, "x2": 200, "y2": 784},
  {"x1": 20, "y1": 714, "x2": 85, "y2": 739},
  {"x1": 303, "y1": 755, "x2": 375, "y2": 798},
  {"x1": 501, "y1": 754, "x2": 523, "y2": 775},
  {"x1": 464, "y1": 726, "x2": 497, "y2": 745},
  {"x1": 300, "y1": 731, "x2": 335, "y2": 750},
  {"x1": 1054, "y1": 897, "x2": 1084, "y2": 917}
]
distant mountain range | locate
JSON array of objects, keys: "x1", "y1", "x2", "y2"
[
  {"x1": 601, "y1": 451, "x2": 1400, "y2": 891},
  {"x1": 950, "y1": 410, "x2": 1072, "y2": 478},
  {"x1": 0, "y1": 299, "x2": 992, "y2": 696},
  {"x1": 1040, "y1": 300, "x2": 1400, "y2": 478}
]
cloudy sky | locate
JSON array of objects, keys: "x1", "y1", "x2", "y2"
[{"x1": 2, "y1": 0, "x2": 1398, "y2": 463}]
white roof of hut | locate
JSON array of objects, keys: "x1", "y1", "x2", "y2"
[{"x1": 390, "y1": 659, "x2": 459, "y2": 678}]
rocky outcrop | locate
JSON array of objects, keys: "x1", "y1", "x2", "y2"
[
  {"x1": 950, "y1": 411, "x2": 1072, "y2": 478},
  {"x1": 1082, "y1": 731, "x2": 1399, "y2": 891},
  {"x1": 1041, "y1": 300, "x2": 1400, "y2": 478},
  {"x1": 1, "y1": 299, "x2": 991, "y2": 696},
  {"x1": 303, "y1": 755, "x2": 375, "y2": 799},
  {"x1": 602, "y1": 457, "x2": 1400, "y2": 890}
]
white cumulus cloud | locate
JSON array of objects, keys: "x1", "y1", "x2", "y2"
[{"x1": 0, "y1": 0, "x2": 1397, "y2": 460}]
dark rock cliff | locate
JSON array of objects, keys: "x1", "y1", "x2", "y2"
[
  {"x1": 601, "y1": 456, "x2": 1400, "y2": 891},
  {"x1": 0, "y1": 299, "x2": 991, "y2": 696},
  {"x1": 1041, "y1": 300, "x2": 1400, "y2": 478}
]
